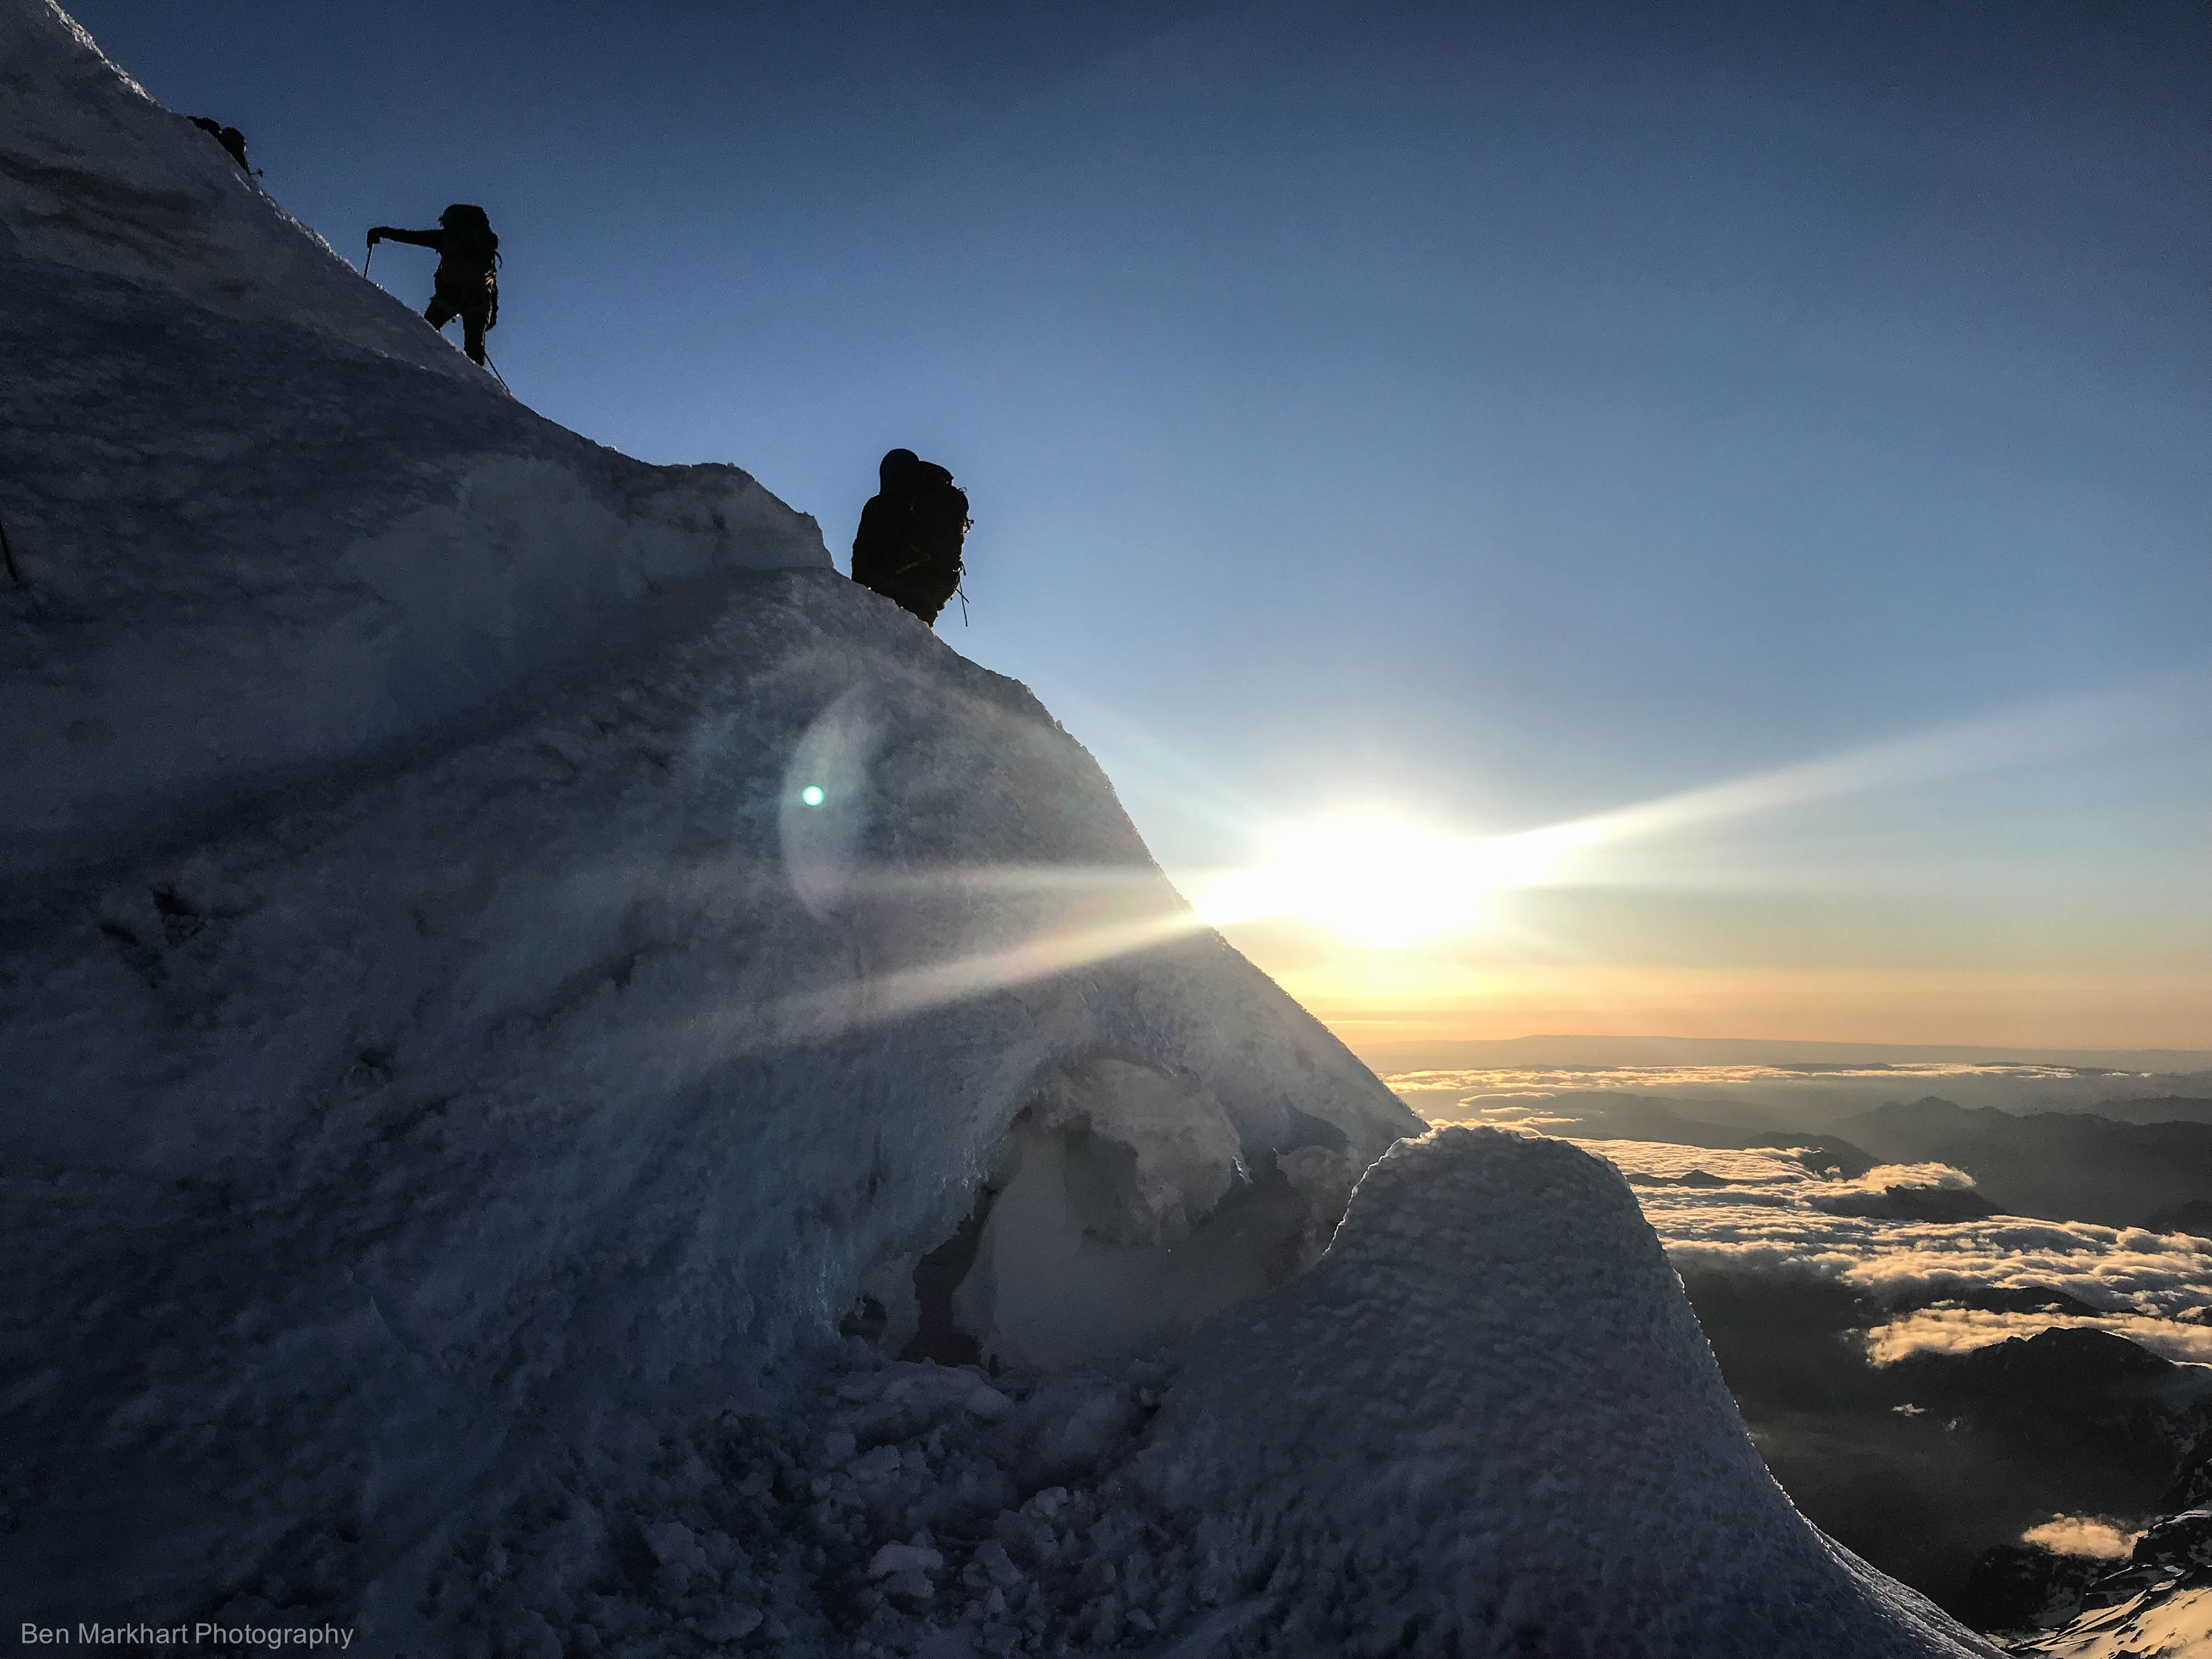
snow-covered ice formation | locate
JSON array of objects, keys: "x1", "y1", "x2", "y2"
[
  {"x1": 308, "y1": 1134, "x2": 1999, "y2": 1658},
  {"x1": 3, "y1": 3, "x2": 2001, "y2": 1653},
  {"x1": 1131, "y1": 1128, "x2": 1997, "y2": 1657}
]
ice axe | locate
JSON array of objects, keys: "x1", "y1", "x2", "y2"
[{"x1": 363, "y1": 233, "x2": 375, "y2": 278}]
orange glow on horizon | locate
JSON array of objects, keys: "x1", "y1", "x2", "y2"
[
  {"x1": 1286, "y1": 967, "x2": 2212, "y2": 1052},
  {"x1": 1210, "y1": 924, "x2": 2212, "y2": 1050}
]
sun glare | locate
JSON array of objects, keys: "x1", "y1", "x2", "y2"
[
  {"x1": 1184, "y1": 679, "x2": 2210, "y2": 951},
  {"x1": 1198, "y1": 811, "x2": 1578, "y2": 947}
]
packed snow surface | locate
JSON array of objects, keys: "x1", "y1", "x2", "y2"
[
  {"x1": 4, "y1": 3, "x2": 2004, "y2": 1654},
  {"x1": 1128, "y1": 1128, "x2": 1997, "y2": 1658}
]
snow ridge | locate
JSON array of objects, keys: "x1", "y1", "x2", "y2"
[{"x1": 0, "y1": 0, "x2": 826, "y2": 888}]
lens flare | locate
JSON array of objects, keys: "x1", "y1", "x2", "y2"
[{"x1": 779, "y1": 689, "x2": 881, "y2": 917}]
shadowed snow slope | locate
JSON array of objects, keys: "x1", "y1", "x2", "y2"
[
  {"x1": 0, "y1": 0, "x2": 825, "y2": 885},
  {"x1": 1, "y1": 0, "x2": 1418, "y2": 1637},
  {"x1": 1137, "y1": 1129, "x2": 2000, "y2": 1658},
  {"x1": 4, "y1": 5, "x2": 1996, "y2": 1655}
]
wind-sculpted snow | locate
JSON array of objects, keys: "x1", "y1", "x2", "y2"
[{"x1": 1131, "y1": 1128, "x2": 2001, "y2": 1657}]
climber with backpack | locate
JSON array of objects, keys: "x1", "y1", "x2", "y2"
[
  {"x1": 188, "y1": 117, "x2": 254, "y2": 175},
  {"x1": 850, "y1": 449, "x2": 971, "y2": 628},
  {"x1": 365, "y1": 204, "x2": 500, "y2": 366}
]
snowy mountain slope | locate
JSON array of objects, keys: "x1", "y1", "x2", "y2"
[
  {"x1": 344, "y1": 1134, "x2": 2003, "y2": 1658},
  {"x1": 1991, "y1": 1428, "x2": 2212, "y2": 1657},
  {"x1": 3, "y1": 5, "x2": 2009, "y2": 1654},
  {"x1": 0, "y1": 549, "x2": 1420, "y2": 1629},
  {"x1": 2004, "y1": 1514, "x2": 2212, "y2": 1658},
  {"x1": 2, "y1": 1, "x2": 1418, "y2": 1633},
  {"x1": 0, "y1": 0, "x2": 825, "y2": 888}
]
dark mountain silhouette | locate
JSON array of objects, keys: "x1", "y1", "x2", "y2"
[
  {"x1": 1745, "y1": 1131, "x2": 1880, "y2": 1179},
  {"x1": 2094, "y1": 1094, "x2": 2212, "y2": 1126},
  {"x1": 1480, "y1": 1090, "x2": 1759, "y2": 1148},
  {"x1": 1679, "y1": 1278, "x2": 2212, "y2": 1623},
  {"x1": 1831, "y1": 1098, "x2": 2212, "y2": 1229},
  {"x1": 1888, "y1": 1284, "x2": 2104, "y2": 1319},
  {"x1": 2144, "y1": 1198, "x2": 2212, "y2": 1240},
  {"x1": 1961, "y1": 1414, "x2": 2212, "y2": 1646},
  {"x1": 1889, "y1": 1326, "x2": 2176, "y2": 1407},
  {"x1": 1810, "y1": 1182, "x2": 1999, "y2": 1222}
]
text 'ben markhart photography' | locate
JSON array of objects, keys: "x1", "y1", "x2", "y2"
[{"x1": 20, "y1": 1626, "x2": 354, "y2": 1649}]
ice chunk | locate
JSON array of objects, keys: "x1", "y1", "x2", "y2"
[
  {"x1": 940, "y1": 1062, "x2": 1369, "y2": 1368},
  {"x1": 963, "y1": 1383, "x2": 1014, "y2": 1420},
  {"x1": 848, "y1": 1444, "x2": 904, "y2": 1482},
  {"x1": 867, "y1": 1542, "x2": 945, "y2": 1579},
  {"x1": 1031, "y1": 1058, "x2": 1243, "y2": 1247},
  {"x1": 699, "y1": 1606, "x2": 763, "y2": 1642}
]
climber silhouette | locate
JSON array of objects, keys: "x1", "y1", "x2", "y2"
[
  {"x1": 850, "y1": 449, "x2": 970, "y2": 628},
  {"x1": 188, "y1": 116, "x2": 252, "y2": 174},
  {"x1": 366, "y1": 205, "x2": 500, "y2": 366}
]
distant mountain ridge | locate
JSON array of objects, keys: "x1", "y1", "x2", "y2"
[
  {"x1": 2095, "y1": 1096, "x2": 2212, "y2": 1127},
  {"x1": 1354, "y1": 1034, "x2": 2212, "y2": 1074},
  {"x1": 1833, "y1": 1098, "x2": 2212, "y2": 1231}
]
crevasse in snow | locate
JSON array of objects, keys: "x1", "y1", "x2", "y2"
[{"x1": 2, "y1": 3, "x2": 2001, "y2": 1653}]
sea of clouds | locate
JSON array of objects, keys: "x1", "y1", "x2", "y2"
[
  {"x1": 1397, "y1": 1076, "x2": 2212, "y2": 1365},
  {"x1": 1388, "y1": 1062, "x2": 2212, "y2": 1131}
]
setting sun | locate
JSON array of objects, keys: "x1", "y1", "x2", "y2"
[{"x1": 1197, "y1": 811, "x2": 1578, "y2": 946}]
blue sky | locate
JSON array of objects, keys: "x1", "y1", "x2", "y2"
[{"x1": 71, "y1": 0, "x2": 2211, "y2": 1043}]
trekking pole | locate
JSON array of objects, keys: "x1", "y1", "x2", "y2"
[
  {"x1": 363, "y1": 237, "x2": 375, "y2": 278},
  {"x1": 1, "y1": 517, "x2": 21, "y2": 588},
  {"x1": 481, "y1": 351, "x2": 512, "y2": 395},
  {"x1": 956, "y1": 581, "x2": 969, "y2": 626}
]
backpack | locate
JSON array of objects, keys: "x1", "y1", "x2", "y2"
[
  {"x1": 852, "y1": 459, "x2": 970, "y2": 622},
  {"x1": 900, "y1": 467, "x2": 970, "y2": 572},
  {"x1": 436, "y1": 205, "x2": 501, "y2": 326},
  {"x1": 189, "y1": 116, "x2": 253, "y2": 174},
  {"x1": 439, "y1": 204, "x2": 499, "y2": 263}
]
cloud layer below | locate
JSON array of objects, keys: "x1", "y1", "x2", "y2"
[
  {"x1": 1389, "y1": 1062, "x2": 2212, "y2": 1131},
  {"x1": 1414, "y1": 1097, "x2": 2212, "y2": 1365}
]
